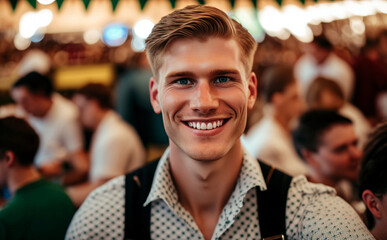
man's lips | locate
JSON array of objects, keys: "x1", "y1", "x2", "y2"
[{"x1": 182, "y1": 118, "x2": 231, "y2": 130}]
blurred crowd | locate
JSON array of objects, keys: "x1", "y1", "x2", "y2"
[{"x1": 0, "y1": 28, "x2": 387, "y2": 239}]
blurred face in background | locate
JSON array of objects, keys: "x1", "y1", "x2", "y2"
[
  {"x1": 311, "y1": 89, "x2": 344, "y2": 111},
  {"x1": 11, "y1": 87, "x2": 47, "y2": 117},
  {"x1": 72, "y1": 94, "x2": 100, "y2": 130},
  {"x1": 274, "y1": 81, "x2": 304, "y2": 121},
  {"x1": 311, "y1": 124, "x2": 362, "y2": 183}
]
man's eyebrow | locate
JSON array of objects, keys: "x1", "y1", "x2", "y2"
[
  {"x1": 209, "y1": 69, "x2": 240, "y2": 76},
  {"x1": 165, "y1": 69, "x2": 241, "y2": 79},
  {"x1": 165, "y1": 71, "x2": 195, "y2": 79}
]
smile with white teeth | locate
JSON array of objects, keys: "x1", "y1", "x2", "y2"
[{"x1": 187, "y1": 120, "x2": 224, "y2": 130}]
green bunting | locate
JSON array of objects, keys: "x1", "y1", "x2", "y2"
[
  {"x1": 229, "y1": 0, "x2": 236, "y2": 8},
  {"x1": 9, "y1": 0, "x2": 17, "y2": 11},
  {"x1": 250, "y1": 0, "x2": 257, "y2": 9},
  {"x1": 138, "y1": 0, "x2": 148, "y2": 10},
  {"x1": 26, "y1": 0, "x2": 36, "y2": 9},
  {"x1": 168, "y1": 0, "x2": 177, "y2": 8},
  {"x1": 82, "y1": 0, "x2": 91, "y2": 10},
  {"x1": 6, "y1": 0, "x2": 321, "y2": 11},
  {"x1": 275, "y1": 0, "x2": 282, "y2": 6},
  {"x1": 56, "y1": 0, "x2": 64, "y2": 10},
  {"x1": 111, "y1": 0, "x2": 120, "y2": 11}
]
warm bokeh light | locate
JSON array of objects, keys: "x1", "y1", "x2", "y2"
[
  {"x1": 14, "y1": 33, "x2": 31, "y2": 51},
  {"x1": 37, "y1": 0, "x2": 56, "y2": 5},
  {"x1": 83, "y1": 29, "x2": 101, "y2": 45},
  {"x1": 258, "y1": 6, "x2": 285, "y2": 37},
  {"x1": 19, "y1": 10, "x2": 53, "y2": 39},
  {"x1": 133, "y1": 19, "x2": 154, "y2": 39}
]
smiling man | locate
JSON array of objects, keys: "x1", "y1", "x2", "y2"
[{"x1": 66, "y1": 5, "x2": 373, "y2": 240}]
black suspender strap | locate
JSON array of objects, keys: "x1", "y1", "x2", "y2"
[
  {"x1": 257, "y1": 160, "x2": 292, "y2": 240},
  {"x1": 124, "y1": 159, "x2": 159, "y2": 240},
  {"x1": 124, "y1": 159, "x2": 292, "y2": 240}
]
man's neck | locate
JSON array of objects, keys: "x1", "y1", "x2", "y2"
[
  {"x1": 307, "y1": 167, "x2": 337, "y2": 187},
  {"x1": 8, "y1": 167, "x2": 41, "y2": 194},
  {"x1": 35, "y1": 98, "x2": 53, "y2": 118},
  {"x1": 169, "y1": 143, "x2": 243, "y2": 239},
  {"x1": 273, "y1": 111, "x2": 291, "y2": 133},
  {"x1": 92, "y1": 109, "x2": 109, "y2": 131}
]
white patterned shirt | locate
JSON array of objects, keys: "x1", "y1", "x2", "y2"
[{"x1": 66, "y1": 148, "x2": 374, "y2": 240}]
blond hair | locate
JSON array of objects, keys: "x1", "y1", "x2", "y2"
[{"x1": 145, "y1": 5, "x2": 257, "y2": 78}]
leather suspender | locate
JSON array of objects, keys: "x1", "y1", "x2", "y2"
[{"x1": 124, "y1": 159, "x2": 292, "y2": 240}]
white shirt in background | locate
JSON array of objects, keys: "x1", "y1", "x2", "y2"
[
  {"x1": 89, "y1": 111, "x2": 146, "y2": 182},
  {"x1": 294, "y1": 53, "x2": 355, "y2": 101},
  {"x1": 27, "y1": 93, "x2": 83, "y2": 167},
  {"x1": 242, "y1": 116, "x2": 307, "y2": 177}
]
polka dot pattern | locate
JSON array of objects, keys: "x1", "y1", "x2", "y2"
[
  {"x1": 65, "y1": 176, "x2": 126, "y2": 239},
  {"x1": 66, "y1": 149, "x2": 374, "y2": 239},
  {"x1": 285, "y1": 176, "x2": 374, "y2": 240}
]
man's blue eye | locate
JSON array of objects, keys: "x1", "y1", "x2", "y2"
[
  {"x1": 215, "y1": 76, "x2": 230, "y2": 83},
  {"x1": 177, "y1": 79, "x2": 191, "y2": 85}
]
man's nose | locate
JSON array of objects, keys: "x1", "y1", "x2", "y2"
[
  {"x1": 190, "y1": 81, "x2": 219, "y2": 114},
  {"x1": 349, "y1": 145, "x2": 362, "y2": 161}
]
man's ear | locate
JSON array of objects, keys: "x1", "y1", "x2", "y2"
[
  {"x1": 4, "y1": 151, "x2": 16, "y2": 167},
  {"x1": 247, "y1": 72, "x2": 257, "y2": 110},
  {"x1": 301, "y1": 149, "x2": 318, "y2": 168},
  {"x1": 149, "y1": 77, "x2": 161, "y2": 114},
  {"x1": 363, "y1": 190, "x2": 382, "y2": 219}
]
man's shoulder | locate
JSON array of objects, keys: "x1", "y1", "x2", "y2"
[
  {"x1": 289, "y1": 175, "x2": 336, "y2": 196},
  {"x1": 66, "y1": 176, "x2": 127, "y2": 239},
  {"x1": 286, "y1": 176, "x2": 374, "y2": 239},
  {"x1": 88, "y1": 175, "x2": 126, "y2": 200}
]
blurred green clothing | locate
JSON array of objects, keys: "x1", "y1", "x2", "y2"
[
  {"x1": 115, "y1": 68, "x2": 168, "y2": 147},
  {"x1": 0, "y1": 179, "x2": 75, "y2": 240}
]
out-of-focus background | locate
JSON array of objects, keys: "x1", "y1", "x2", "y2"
[{"x1": 0, "y1": 0, "x2": 386, "y2": 96}]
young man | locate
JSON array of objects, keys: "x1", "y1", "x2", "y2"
[
  {"x1": 359, "y1": 123, "x2": 387, "y2": 240},
  {"x1": 243, "y1": 65, "x2": 307, "y2": 176},
  {"x1": 66, "y1": 5, "x2": 373, "y2": 239},
  {"x1": 0, "y1": 117, "x2": 75, "y2": 240},
  {"x1": 68, "y1": 83, "x2": 146, "y2": 206},
  {"x1": 292, "y1": 110, "x2": 364, "y2": 211},
  {"x1": 11, "y1": 72, "x2": 88, "y2": 184}
]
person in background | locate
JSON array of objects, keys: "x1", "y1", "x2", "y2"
[
  {"x1": 294, "y1": 35, "x2": 355, "y2": 101},
  {"x1": 66, "y1": 5, "x2": 372, "y2": 239},
  {"x1": 359, "y1": 122, "x2": 387, "y2": 240},
  {"x1": 353, "y1": 30, "x2": 387, "y2": 123},
  {"x1": 0, "y1": 116, "x2": 75, "y2": 240},
  {"x1": 69, "y1": 83, "x2": 146, "y2": 207},
  {"x1": 306, "y1": 76, "x2": 371, "y2": 147},
  {"x1": 11, "y1": 71, "x2": 88, "y2": 185},
  {"x1": 292, "y1": 110, "x2": 365, "y2": 213},
  {"x1": 115, "y1": 52, "x2": 168, "y2": 160},
  {"x1": 243, "y1": 65, "x2": 307, "y2": 176}
]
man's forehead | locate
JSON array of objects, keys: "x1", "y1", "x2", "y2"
[{"x1": 319, "y1": 123, "x2": 355, "y2": 145}]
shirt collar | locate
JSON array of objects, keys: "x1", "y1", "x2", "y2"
[{"x1": 144, "y1": 148, "x2": 267, "y2": 208}]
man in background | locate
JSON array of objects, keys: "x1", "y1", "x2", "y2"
[
  {"x1": 69, "y1": 83, "x2": 146, "y2": 206},
  {"x1": 0, "y1": 116, "x2": 75, "y2": 240},
  {"x1": 359, "y1": 122, "x2": 387, "y2": 240},
  {"x1": 294, "y1": 35, "x2": 354, "y2": 101},
  {"x1": 243, "y1": 65, "x2": 307, "y2": 176},
  {"x1": 11, "y1": 71, "x2": 88, "y2": 185},
  {"x1": 292, "y1": 110, "x2": 364, "y2": 213}
]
